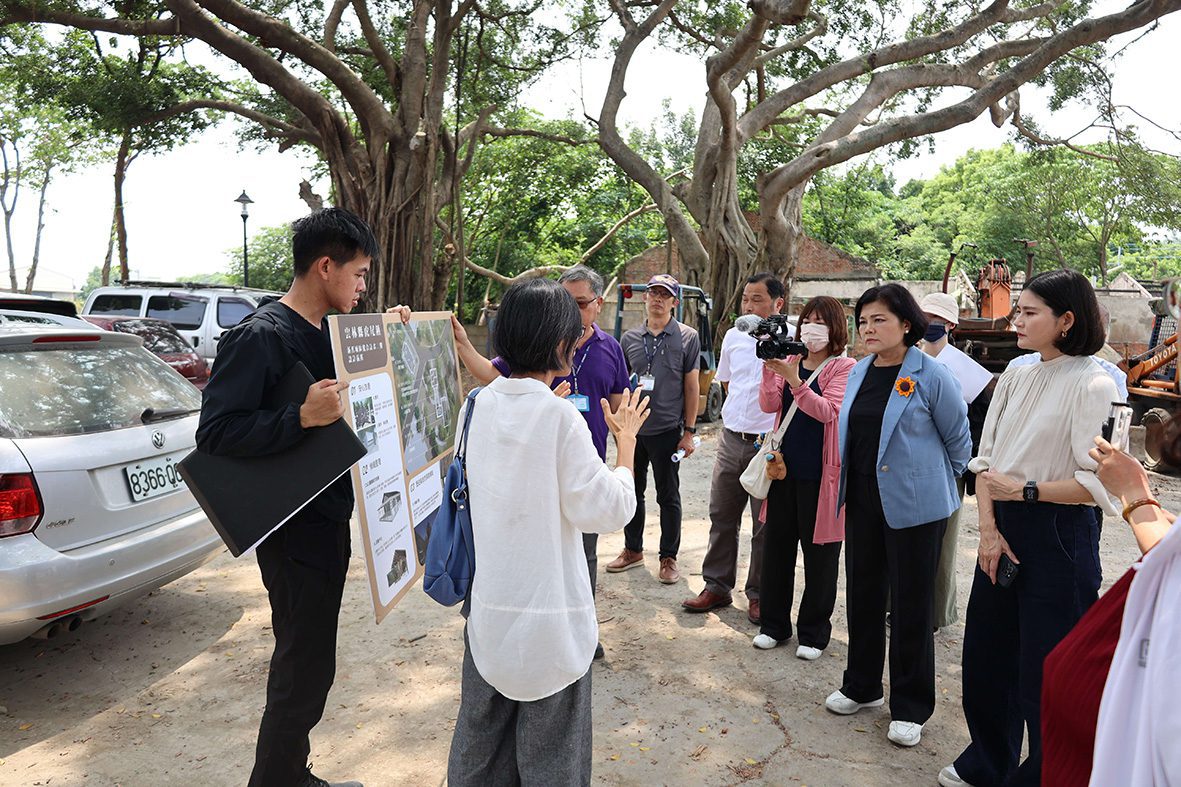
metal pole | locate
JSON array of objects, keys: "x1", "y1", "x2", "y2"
[{"x1": 242, "y1": 213, "x2": 250, "y2": 288}]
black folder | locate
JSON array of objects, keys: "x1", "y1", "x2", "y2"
[{"x1": 179, "y1": 362, "x2": 367, "y2": 557}]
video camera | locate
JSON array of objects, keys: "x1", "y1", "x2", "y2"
[{"x1": 735, "y1": 314, "x2": 807, "y2": 360}]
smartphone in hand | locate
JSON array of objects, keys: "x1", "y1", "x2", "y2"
[{"x1": 997, "y1": 554, "x2": 1019, "y2": 588}]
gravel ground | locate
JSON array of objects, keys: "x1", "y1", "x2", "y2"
[{"x1": 2, "y1": 421, "x2": 1172, "y2": 787}]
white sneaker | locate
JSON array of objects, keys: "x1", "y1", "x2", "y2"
[
  {"x1": 938, "y1": 765, "x2": 974, "y2": 787},
  {"x1": 887, "y1": 720, "x2": 922, "y2": 747},
  {"x1": 824, "y1": 689, "x2": 885, "y2": 715},
  {"x1": 752, "y1": 633, "x2": 782, "y2": 650},
  {"x1": 795, "y1": 645, "x2": 822, "y2": 660}
]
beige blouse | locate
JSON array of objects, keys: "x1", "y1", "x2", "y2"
[{"x1": 968, "y1": 354, "x2": 1119, "y2": 515}]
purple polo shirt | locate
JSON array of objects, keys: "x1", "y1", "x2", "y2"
[{"x1": 492, "y1": 324, "x2": 630, "y2": 459}]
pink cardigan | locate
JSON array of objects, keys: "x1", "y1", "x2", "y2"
[{"x1": 758, "y1": 355, "x2": 856, "y2": 544}]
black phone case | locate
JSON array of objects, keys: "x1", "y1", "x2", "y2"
[{"x1": 997, "y1": 555, "x2": 1019, "y2": 588}]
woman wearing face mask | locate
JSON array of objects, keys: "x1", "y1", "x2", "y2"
[{"x1": 753, "y1": 296, "x2": 856, "y2": 659}]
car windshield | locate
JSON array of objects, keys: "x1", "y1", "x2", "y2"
[
  {"x1": 0, "y1": 344, "x2": 201, "y2": 438},
  {"x1": 90, "y1": 294, "x2": 143, "y2": 316},
  {"x1": 147, "y1": 295, "x2": 207, "y2": 330},
  {"x1": 112, "y1": 320, "x2": 192, "y2": 354}
]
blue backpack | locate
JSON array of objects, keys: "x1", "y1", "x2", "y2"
[{"x1": 423, "y1": 387, "x2": 480, "y2": 607}]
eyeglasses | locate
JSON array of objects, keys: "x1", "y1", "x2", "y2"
[
  {"x1": 574, "y1": 298, "x2": 598, "y2": 310},
  {"x1": 646, "y1": 289, "x2": 674, "y2": 301}
]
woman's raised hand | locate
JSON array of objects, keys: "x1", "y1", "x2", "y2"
[{"x1": 603, "y1": 387, "x2": 650, "y2": 439}]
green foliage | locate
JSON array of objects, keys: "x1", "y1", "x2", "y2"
[{"x1": 225, "y1": 223, "x2": 295, "y2": 292}]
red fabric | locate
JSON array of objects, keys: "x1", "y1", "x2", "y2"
[{"x1": 1041, "y1": 566, "x2": 1135, "y2": 787}]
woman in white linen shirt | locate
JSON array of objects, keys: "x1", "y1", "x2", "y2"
[
  {"x1": 940, "y1": 270, "x2": 1119, "y2": 787},
  {"x1": 447, "y1": 278, "x2": 649, "y2": 787}
]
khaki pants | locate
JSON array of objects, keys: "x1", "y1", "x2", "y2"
[
  {"x1": 933, "y1": 475, "x2": 968, "y2": 629},
  {"x1": 701, "y1": 428, "x2": 765, "y2": 599}
]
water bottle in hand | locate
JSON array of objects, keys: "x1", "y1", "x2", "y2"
[{"x1": 671, "y1": 436, "x2": 701, "y2": 463}]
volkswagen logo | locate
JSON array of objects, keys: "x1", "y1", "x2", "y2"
[{"x1": 151, "y1": 431, "x2": 166, "y2": 449}]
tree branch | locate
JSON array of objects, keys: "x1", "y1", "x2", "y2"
[
  {"x1": 481, "y1": 127, "x2": 596, "y2": 146},
  {"x1": 323, "y1": 0, "x2": 350, "y2": 51},
  {"x1": 1011, "y1": 106, "x2": 1119, "y2": 161},
  {"x1": 351, "y1": 0, "x2": 400, "y2": 90},
  {"x1": 580, "y1": 204, "x2": 659, "y2": 264},
  {"x1": 0, "y1": 3, "x2": 181, "y2": 35},
  {"x1": 754, "y1": 10, "x2": 828, "y2": 68},
  {"x1": 135, "y1": 99, "x2": 323, "y2": 149}
]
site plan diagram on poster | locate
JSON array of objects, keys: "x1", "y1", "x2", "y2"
[{"x1": 329, "y1": 311, "x2": 463, "y2": 623}]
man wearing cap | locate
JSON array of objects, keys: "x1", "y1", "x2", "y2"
[
  {"x1": 607, "y1": 274, "x2": 701, "y2": 585},
  {"x1": 919, "y1": 292, "x2": 993, "y2": 629},
  {"x1": 681, "y1": 272, "x2": 784, "y2": 623}
]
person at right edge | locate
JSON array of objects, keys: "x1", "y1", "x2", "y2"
[
  {"x1": 607, "y1": 274, "x2": 701, "y2": 585},
  {"x1": 825, "y1": 283, "x2": 971, "y2": 750},
  {"x1": 197, "y1": 208, "x2": 376, "y2": 787},
  {"x1": 938, "y1": 270, "x2": 1119, "y2": 787}
]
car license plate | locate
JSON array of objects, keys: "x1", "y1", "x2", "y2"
[{"x1": 123, "y1": 455, "x2": 186, "y2": 502}]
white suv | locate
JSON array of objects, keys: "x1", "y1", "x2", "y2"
[
  {"x1": 82, "y1": 284, "x2": 278, "y2": 364},
  {"x1": 0, "y1": 324, "x2": 223, "y2": 644}
]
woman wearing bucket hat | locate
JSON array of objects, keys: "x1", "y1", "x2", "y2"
[{"x1": 919, "y1": 292, "x2": 994, "y2": 630}]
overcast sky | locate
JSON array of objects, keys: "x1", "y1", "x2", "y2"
[{"x1": 7, "y1": 9, "x2": 1178, "y2": 293}]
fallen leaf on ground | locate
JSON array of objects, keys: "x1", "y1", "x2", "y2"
[
  {"x1": 745, "y1": 758, "x2": 758, "y2": 765},
  {"x1": 18, "y1": 723, "x2": 32, "y2": 731},
  {"x1": 698, "y1": 726, "x2": 708, "y2": 733},
  {"x1": 151, "y1": 714, "x2": 162, "y2": 720},
  {"x1": 609, "y1": 754, "x2": 620, "y2": 761}
]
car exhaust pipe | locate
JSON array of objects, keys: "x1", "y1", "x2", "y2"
[
  {"x1": 66, "y1": 615, "x2": 83, "y2": 632},
  {"x1": 30, "y1": 614, "x2": 82, "y2": 640}
]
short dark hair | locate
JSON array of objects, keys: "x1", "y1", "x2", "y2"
[
  {"x1": 854, "y1": 283, "x2": 928, "y2": 347},
  {"x1": 1024, "y1": 269, "x2": 1105, "y2": 356},
  {"x1": 494, "y1": 278, "x2": 583, "y2": 374},
  {"x1": 795, "y1": 295, "x2": 848, "y2": 355},
  {"x1": 746, "y1": 272, "x2": 785, "y2": 300},
  {"x1": 291, "y1": 207, "x2": 379, "y2": 277}
]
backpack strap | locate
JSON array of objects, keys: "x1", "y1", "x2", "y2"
[{"x1": 455, "y1": 387, "x2": 481, "y2": 465}]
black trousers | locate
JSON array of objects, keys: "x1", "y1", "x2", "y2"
[
  {"x1": 953, "y1": 502, "x2": 1101, "y2": 787},
  {"x1": 624, "y1": 428, "x2": 683, "y2": 559},
  {"x1": 840, "y1": 470, "x2": 945, "y2": 724},
  {"x1": 759, "y1": 476, "x2": 842, "y2": 648},
  {"x1": 249, "y1": 512, "x2": 351, "y2": 787}
]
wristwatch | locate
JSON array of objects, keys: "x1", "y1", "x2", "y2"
[
  {"x1": 1023, "y1": 481, "x2": 1039, "y2": 503},
  {"x1": 683, "y1": 425, "x2": 697, "y2": 434}
]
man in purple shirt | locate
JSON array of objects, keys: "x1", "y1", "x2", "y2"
[{"x1": 450, "y1": 265, "x2": 630, "y2": 659}]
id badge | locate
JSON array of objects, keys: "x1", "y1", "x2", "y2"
[
  {"x1": 639, "y1": 374, "x2": 656, "y2": 391},
  {"x1": 568, "y1": 394, "x2": 590, "y2": 412}
]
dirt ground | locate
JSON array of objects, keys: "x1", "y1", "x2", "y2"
[{"x1": 1, "y1": 422, "x2": 1173, "y2": 787}]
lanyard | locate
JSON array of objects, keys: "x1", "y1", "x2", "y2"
[
  {"x1": 571, "y1": 341, "x2": 594, "y2": 395},
  {"x1": 643, "y1": 332, "x2": 666, "y2": 375}
]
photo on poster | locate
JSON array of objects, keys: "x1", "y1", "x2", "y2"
[{"x1": 387, "y1": 319, "x2": 462, "y2": 476}]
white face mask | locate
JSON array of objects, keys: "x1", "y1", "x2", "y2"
[{"x1": 800, "y1": 323, "x2": 829, "y2": 352}]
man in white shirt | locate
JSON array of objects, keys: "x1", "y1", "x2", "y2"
[
  {"x1": 682, "y1": 273, "x2": 784, "y2": 624},
  {"x1": 1006, "y1": 303, "x2": 1128, "y2": 401}
]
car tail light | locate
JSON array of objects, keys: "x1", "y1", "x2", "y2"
[
  {"x1": 32, "y1": 335, "x2": 101, "y2": 343},
  {"x1": 0, "y1": 473, "x2": 43, "y2": 537},
  {"x1": 622, "y1": 285, "x2": 634, "y2": 299}
]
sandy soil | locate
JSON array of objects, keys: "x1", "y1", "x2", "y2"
[{"x1": 1, "y1": 422, "x2": 1172, "y2": 787}]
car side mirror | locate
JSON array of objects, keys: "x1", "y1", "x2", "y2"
[{"x1": 1164, "y1": 279, "x2": 1181, "y2": 320}]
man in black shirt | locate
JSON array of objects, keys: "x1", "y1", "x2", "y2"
[{"x1": 197, "y1": 208, "x2": 375, "y2": 787}]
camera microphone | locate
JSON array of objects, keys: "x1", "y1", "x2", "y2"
[{"x1": 734, "y1": 314, "x2": 761, "y2": 334}]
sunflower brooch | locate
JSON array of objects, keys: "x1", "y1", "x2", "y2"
[{"x1": 895, "y1": 376, "x2": 916, "y2": 398}]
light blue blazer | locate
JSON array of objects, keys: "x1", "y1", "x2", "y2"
[{"x1": 837, "y1": 345, "x2": 972, "y2": 529}]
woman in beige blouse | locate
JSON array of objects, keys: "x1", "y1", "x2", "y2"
[{"x1": 939, "y1": 270, "x2": 1118, "y2": 787}]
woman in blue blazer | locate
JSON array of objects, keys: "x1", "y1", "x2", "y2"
[{"x1": 825, "y1": 283, "x2": 972, "y2": 749}]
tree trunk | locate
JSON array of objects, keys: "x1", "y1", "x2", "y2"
[
  {"x1": 114, "y1": 131, "x2": 133, "y2": 284},
  {"x1": 758, "y1": 183, "x2": 806, "y2": 307},
  {"x1": 24, "y1": 163, "x2": 53, "y2": 294},
  {"x1": 2, "y1": 206, "x2": 15, "y2": 292},
  {"x1": 101, "y1": 203, "x2": 117, "y2": 286}
]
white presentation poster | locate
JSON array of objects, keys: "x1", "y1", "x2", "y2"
[{"x1": 329, "y1": 312, "x2": 463, "y2": 623}]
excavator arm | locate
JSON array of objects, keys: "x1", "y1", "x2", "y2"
[{"x1": 1126, "y1": 332, "x2": 1179, "y2": 390}]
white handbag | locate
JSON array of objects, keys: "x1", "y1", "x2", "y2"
[{"x1": 739, "y1": 357, "x2": 831, "y2": 499}]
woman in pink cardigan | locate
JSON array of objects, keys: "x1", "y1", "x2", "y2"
[{"x1": 753, "y1": 295, "x2": 856, "y2": 660}]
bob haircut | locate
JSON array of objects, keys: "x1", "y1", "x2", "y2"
[
  {"x1": 292, "y1": 207, "x2": 378, "y2": 276},
  {"x1": 854, "y1": 283, "x2": 928, "y2": 347},
  {"x1": 494, "y1": 278, "x2": 584, "y2": 374},
  {"x1": 795, "y1": 295, "x2": 848, "y2": 355},
  {"x1": 1024, "y1": 269, "x2": 1105, "y2": 356}
]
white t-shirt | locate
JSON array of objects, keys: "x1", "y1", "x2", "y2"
[
  {"x1": 717, "y1": 327, "x2": 775, "y2": 434},
  {"x1": 1008, "y1": 351, "x2": 1128, "y2": 402},
  {"x1": 464, "y1": 376, "x2": 636, "y2": 701}
]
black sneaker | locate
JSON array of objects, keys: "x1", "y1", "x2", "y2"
[
  {"x1": 593, "y1": 642, "x2": 605, "y2": 660},
  {"x1": 303, "y1": 765, "x2": 363, "y2": 787}
]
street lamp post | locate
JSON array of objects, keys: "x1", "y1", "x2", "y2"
[{"x1": 235, "y1": 190, "x2": 254, "y2": 288}]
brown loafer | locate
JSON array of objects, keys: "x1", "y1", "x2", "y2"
[
  {"x1": 747, "y1": 599, "x2": 761, "y2": 625},
  {"x1": 605, "y1": 549, "x2": 644, "y2": 573},
  {"x1": 682, "y1": 589, "x2": 733, "y2": 613},
  {"x1": 658, "y1": 557, "x2": 680, "y2": 584}
]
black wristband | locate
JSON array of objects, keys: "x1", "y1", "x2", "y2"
[{"x1": 683, "y1": 425, "x2": 697, "y2": 434}]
